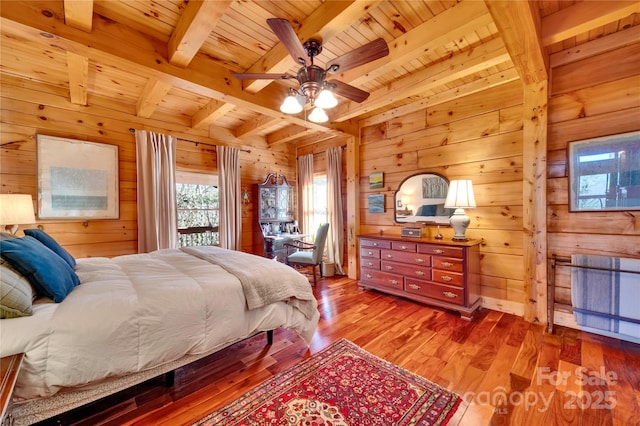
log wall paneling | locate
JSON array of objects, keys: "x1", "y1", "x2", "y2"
[
  {"x1": 547, "y1": 34, "x2": 640, "y2": 328},
  {"x1": 359, "y1": 82, "x2": 526, "y2": 314}
]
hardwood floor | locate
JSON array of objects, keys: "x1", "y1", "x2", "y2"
[{"x1": 36, "y1": 276, "x2": 640, "y2": 426}]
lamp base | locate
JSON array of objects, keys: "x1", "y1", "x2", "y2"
[{"x1": 449, "y1": 208, "x2": 470, "y2": 241}]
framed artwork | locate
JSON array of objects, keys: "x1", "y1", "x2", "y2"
[
  {"x1": 568, "y1": 130, "x2": 640, "y2": 212},
  {"x1": 369, "y1": 172, "x2": 384, "y2": 189},
  {"x1": 37, "y1": 135, "x2": 119, "y2": 219},
  {"x1": 368, "y1": 194, "x2": 384, "y2": 213}
]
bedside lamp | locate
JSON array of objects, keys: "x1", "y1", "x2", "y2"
[
  {"x1": 444, "y1": 180, "x2": 476, "y2": 241},
  {"x1": 0, "y1": 194, "x2": 36, "y2": 235}
]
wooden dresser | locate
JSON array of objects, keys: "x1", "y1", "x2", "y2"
[{"x1": 358, "y1": 234, "x2": 481, "y2": 320}]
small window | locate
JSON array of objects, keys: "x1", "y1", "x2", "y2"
[
  {"x1": 312, "y1": 174, "x2": 327, "y2": 232},
  {"x1": 176, "y1": 172, "x2": 219, "y2": 247}
]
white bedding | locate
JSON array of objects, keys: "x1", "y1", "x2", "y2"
[{"x1": 0, "y1": 247, "x2": 319, "y2": 402}]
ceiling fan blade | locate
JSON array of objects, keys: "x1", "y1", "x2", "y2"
[
  {"x1": 267, "y1": 18, "x2": 309, "y2": 66},
  {"x1": 328, "y1": 80, "x2": 370, "y2": 103},
  {"x1": 232, "y1": 72, "x2": 294, "y2": 80},
  {"x1": 327, "y1": 38, "x2": 389, "y2": 73}
]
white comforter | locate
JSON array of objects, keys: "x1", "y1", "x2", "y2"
[{"x1": 0, "y1": 247, "x2": 319, "y2": 401}]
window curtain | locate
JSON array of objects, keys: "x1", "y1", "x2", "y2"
[
  {"x1": 218, "y1": 145, "x2": 242, "y2": 250},
  {"x1": 297, "y1": 154, "x2": 314, "y2": 235},
  {"x1": 326, "y1": 147, "x2": 345, "y2": 275},
  {"x1": 135, "y1": 130, "x2": 178, "y2": 253}
]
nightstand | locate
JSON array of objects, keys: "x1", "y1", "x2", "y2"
[{"x1": 1, "y1": 353, "x2": 23, "y2": 426}]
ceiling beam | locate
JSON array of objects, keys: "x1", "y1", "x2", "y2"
[
  {"x1": 266, "y1": 125, "x2": 310, "y2": 146},
  {"x1": 137, "y1": 78, "x2": 173, "y2": 118},
  {"x1": 234, "y1": 115, "x2": 280, "y2": 138},
  {"x1": 191, "y1": 100, "x2": 236, "y2": 129},
  {"x1": 335, "y1": 37, "x2": 511, "y2": 121},
  {"x1": 342, "y1": 0, "x2": 494, "y2": 88},
  {"x1": 168, "y1": 0, "x2": 232, "y2": 67},
  {"x1": 485, "y1": 0, "x2": 547, "y2": 85},
  {"x1": 541, "y1": 1, "x2": 640, "y2": 47},
  {"x1": 63, "y1": 0, "x2": 93, "y2": 32},
  {"x1": 66, "y1": 51, "x2": 88, "y2": 105},
  {"x1": 242, "y1": 0, "x2": 382, "y2": 93},
  {"x1": 0, "y1": 6, "x2": 356, "y2": 138}
]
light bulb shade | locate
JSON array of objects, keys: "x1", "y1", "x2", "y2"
[
  {"x1": 444, "y1": 180, "x2": 476, "y2": 209},
  {"x1": 308, "y1": 107, "x2": 328, "y2": 123},
  {"x1": 280, "y1": 95, "x2": 303, "y2": 114},
  {"x1": 315, "y1": 89, "x2": 337, "y2": 109},
  {"x1": 0, "y1": 194, "x2": 36, "y2": 234},
  {"x1": 401, "y1": 195, "x2": 411, "y2": 205}
]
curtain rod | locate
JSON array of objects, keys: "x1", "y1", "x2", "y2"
[
  {"x1": 128, "y1": 128, "x2": 250, "y2": 153},
  {"x1": 296, "y1": 145, "x2": 346, "y2": 159}
]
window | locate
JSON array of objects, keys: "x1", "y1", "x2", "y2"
[
  {"x1": 176, "y1": 171, "x2": 219, "y2": 247},
  {"x1": 312, "y1": 174, "x2": 327, "y2": 233}
]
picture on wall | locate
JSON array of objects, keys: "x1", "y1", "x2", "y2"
[
  {"x1": 368, "y1": 194, "x2": 384, "y2": 213},
  {"x1": 37, "y1": 135, "x2": 119, "y2": 219},
  {"x1": 568, "y1": 130, "x2": 640, "y2": 212},
  {"x1": 422, "y1": 176, "x2": 448, "y2": 198},
  {"x1": 369, "y1": 172, "x2": 384, "y2": 189}
]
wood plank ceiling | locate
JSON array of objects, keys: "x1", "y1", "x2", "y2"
[{"x1": 1, "y1": 1, "x2": 638, "y2": 146}]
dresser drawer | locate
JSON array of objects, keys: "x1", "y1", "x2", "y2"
[
  {"x1": 360, "y1": 269, "x2": 404, "y2": 290},
  {"x1": 432, "y1": 269, "x2": 464, "y2": 287},
  {"x1": 391, "y1": 241, "x2": 416, "y2": 252},
  {"x1": 380, "y1": 249, "x2": 431, "y2": 266},
  {"x1": 360, "y1": 239, "x2": 392, "y2": 249},
  {"x1": 417, "y1": 244, "x2": 463, "y2": 258},
  {"x1": 381, "y1": 261, "x2": 430, "y2": 280},
  {"x1": 361, "y1": 247, "x2": 381, "y2": 259},
  {"x1": 405, "y1": 278, "x2": 464, "y2": 306},
  {"x1": 432, "y1": 256, "x2": 463, "y2": 272},
  {"x1": 361, "y1": 259, "x2": 381, "y2": 270}
]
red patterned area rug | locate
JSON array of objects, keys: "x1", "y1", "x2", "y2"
[{"x1": 194, "y1": 338, "x2": 462, "y2": 425}]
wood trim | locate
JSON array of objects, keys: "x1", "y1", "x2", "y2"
[{"x1": 0, "y1": 353, "x2": 24, "y2": 423}]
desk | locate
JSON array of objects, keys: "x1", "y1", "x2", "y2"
[{"x1": 264, "y1": 234, "x2": 307, "y2": 262}]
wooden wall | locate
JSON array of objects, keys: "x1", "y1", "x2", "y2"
[
  {"x1": 0, "y1": 75, "x2": 295, "y2": 257},
  {"x1": 547, "y1": 37, "x2": 640, "y2": 325},
  {"x1": 359, "y1": 80, "x2": 527, "y2": 315}
]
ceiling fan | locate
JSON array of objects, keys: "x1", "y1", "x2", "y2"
[{"x1": 232, "y1": 18, "x2": 389, "y2": 121}]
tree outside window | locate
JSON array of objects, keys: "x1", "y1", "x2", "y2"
[{"x1": 176, "y1": 173, "x2": 219, "y2": 247}]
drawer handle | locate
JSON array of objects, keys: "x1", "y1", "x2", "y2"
[
  {"x1": 443, "y1": 291, "x2": 457, "y2": 299},
  {"x1": 441, "y1": 261, "x2": 454, "y2": 268},
  {"x1": 367, "y1": 262, "x2": 373, "y2": 267},
  {"x1": 433, "y1": 249, "x2": 444, "y2": 254},
  {"x1": 365, "y1": 274, "x2": 373, "y2": 279},
  {"x1": 385, "y1": 265, "x2": 393, "y2": 270},
  {"x1": 386, "y1": 254, "x2": 393, "y2": 259},
  {"x1": 401, "y1": 245, "x2": 408, "y2": 250},
  {"x1": 441, "y1": 275, "x2": 453, "y2": 282},
  {"x1": 373, "y1": 242, "x2": 379, "y2": 247},
  {"x1": 409, "y1": 284, "x2": 421, "y2": 290},
  {"x1": 415, "y1": 258, "x2": 425, "y2": 264},
  {"x1": 368, "y1": 251, "x2": 374, "y2": 256},
  {"x1": 390, "y1": 279, "x2": 400, "y2": 285},
  {"x1": 415, "y1": 271, "x2": 425, "y2": 276}
]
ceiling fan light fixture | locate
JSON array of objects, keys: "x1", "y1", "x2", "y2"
[
  {"x1": 280, "y1": 91, "x2": 303, "y2": 114},
  {"x1": 308, "y1": 107, "x2": 328, "y2": 123},
  {"x1": 315, "y1": 89, "x2": 337, "y2": 109}
]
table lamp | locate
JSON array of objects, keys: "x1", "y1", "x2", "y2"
[
  {"x1": 444, "y1": 180, "x2": 476, "y2": 241},
  {"x1": 0, "y1": 194, "x2": 36, "y2": 235}
]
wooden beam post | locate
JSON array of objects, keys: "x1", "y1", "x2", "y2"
[
  {"x1": 523, "y1": 80, "x2": 548, "y2": 325},
  {"x1": 346, "y1": 135, "x2": 359, "y2": 279}
]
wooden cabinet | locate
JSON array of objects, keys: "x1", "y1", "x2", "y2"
[
  {"x1": 359, "y1": 234, "x2": 481, "y2": 320},
  {"x1": 258, "y1": 173, "x2": 295, "y2": 235}
]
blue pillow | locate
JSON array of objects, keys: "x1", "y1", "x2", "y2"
[
  {"x1": 0, "y1": 236, "x2": 80, "y2": 303},
  {"x1": 24, "y1": 228, "x2": 76, "y2": 268}
]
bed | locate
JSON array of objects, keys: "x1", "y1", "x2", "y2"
[{"x1": 0, "y1": 233, "x2": 319, "y2": 425}]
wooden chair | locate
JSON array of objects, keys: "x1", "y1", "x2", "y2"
[{"x1": 284, "y1": 223, "x2": 330, "y2": 285}]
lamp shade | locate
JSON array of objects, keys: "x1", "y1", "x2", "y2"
[
  {"x1": 280, "y1": 94, "x2": 303, "y2": 114},
  {"x1": 0, "y1": 194, "x2": 36, "y2": 234},
  {"x1": 444, "y1": 180, "x2": 476, "y2": 209},
  {"x1": 308, "y1": 107, "x2": 328, "y2": 123},
  {"x1": 315, "y1": 89, "x2": 337, "y2": 109}
]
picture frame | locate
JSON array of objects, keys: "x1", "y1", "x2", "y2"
[
  {"x1": 369, "y1": 172, "x2": 384, "y2": 189},
  {"x1": 368, "y1": 194, "x2": 384, "y2": 213},
  {"x1": 568, "y1": 130, "x2": 640, "y2": 212},
  {"x1": 37, "y1": 135, "x2": 119, "y2": 219}
]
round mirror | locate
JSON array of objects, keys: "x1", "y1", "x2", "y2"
[{"x1": 394, "y1": 172, "x2": 453, "y2": 224}]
